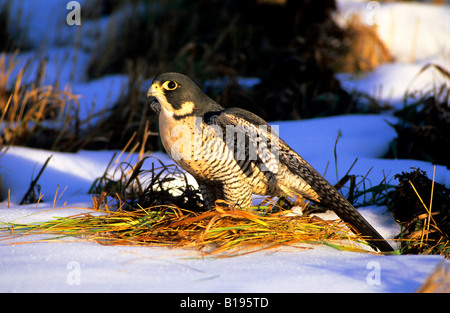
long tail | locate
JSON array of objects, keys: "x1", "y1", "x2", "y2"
[
  {"x1": 317, "y1": 184, "x2": 394, "y2": 252},
  {"x1": 279, "y1": 143, "x2": 394, "y2": 252}
]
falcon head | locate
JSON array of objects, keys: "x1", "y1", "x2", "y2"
[{"x1": 147, "y1": 72, "x2": 222, "y2": 118}]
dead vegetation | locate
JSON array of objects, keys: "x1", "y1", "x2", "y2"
[
  {"x1": 334, "y1": 14, "x2": 393, "y2": 73},
  {"x1": 1, "y1": 203, "x2": 371, "y2": 257},
  {"x1": 386, "y1": 64, "x2": 450, "y2": 167},
  {"x1": 1, "y1": 153, "x2": 371, "y2": 256},
  {"x1": 3, "y1": 135, "x2": 403, "y2": 256},
  {"x1": 390, "y1": 168, "x2": 450, "y2": 257},
  {"x1": 0, "y1": 53, "x2": 159, "y2": 152},
  {"x1": 0, "y1": 53, "x2": 82, "y2": 151},
  {"x1": 416, "y1": 262, "x2": 450, "y2": 293},
  {"x1": 89, "y1": 155, "x2": 204, "y2": 212}
]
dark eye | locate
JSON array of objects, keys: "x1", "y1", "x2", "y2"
[{"x1": 163, "y1": 80, "x2": 178, "y2": 90}]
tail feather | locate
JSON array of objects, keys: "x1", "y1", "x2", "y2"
[
  {"x1": 319, "y1": 186, "x2": 394, "y2": 252},
  {"x1": 279, "y1": 142, "x2": 394, "y2": 252}
]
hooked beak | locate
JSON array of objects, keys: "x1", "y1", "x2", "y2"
[{"x1": 147, "y1": 83, "x2": 163, "y2": 98}]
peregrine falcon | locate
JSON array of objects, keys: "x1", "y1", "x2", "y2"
[{"x1": 147, "y1": 72, "x2": 394, "y2": 252}]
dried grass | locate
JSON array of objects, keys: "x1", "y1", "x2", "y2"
[
  {"x1": 391, "y1": 168, "x2": 450, "y2": 257},
  {"x1": 0, "y1": 148, "x2": 371, "y2": 257},
  {"x1": 387, "y1": 63, "x2": 450, "y2": 167},
  {"x1": 416, "y1": 261, "x2": 449, "y2": 293},
  {"x1": 335, "y1": 14, "x2": 392, "y2": 73},
  {"x1": 0, "y1": 53, "x2": 82, "y2": 151},
  {"x1": 0, "y1": 52, "x2": 148, "y2": 152},
  {"x1": 1, "y1": 203, "x2": 370, "y2": 257}
]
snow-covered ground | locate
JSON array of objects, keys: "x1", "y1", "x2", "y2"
[{"x1": 1, "y1": 0, "x2": 449, "y2": 293}]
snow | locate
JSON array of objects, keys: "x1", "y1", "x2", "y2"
[
  {"x1": 1, "y1": 0, "x2": 449, "y2": 293},
  {"x1": 336, "y1": 0, "x2": 450, "y2": 107},
  {"x1": 1, "y1": 238, "x2": 445, "y2": 293}
]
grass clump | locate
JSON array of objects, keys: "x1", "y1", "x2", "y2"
[
  {"x1": 0, "y1": 52, "x2": 155, "y2": 152},
  {"x1": 1, "y1": 156, "x2": 370, "y2": 256},
  {"x1": 1, "y1": 204, "x2": 369, "y2": 257},
  {"x1": 386, "y1": 64, "x2": 450, "y2": 167},
  {"x1": 333, "y1": 14, "x2": 392, "y2": 74},
  {"x1": 89, "y1": 155, "x2": 204, "y2": 212},
  {"x1": 0, "y1": 53, "x2": 83, "y2": 151},
  {"x1": 390, "y1": 168, "x2": 450, "y2": 257}
]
